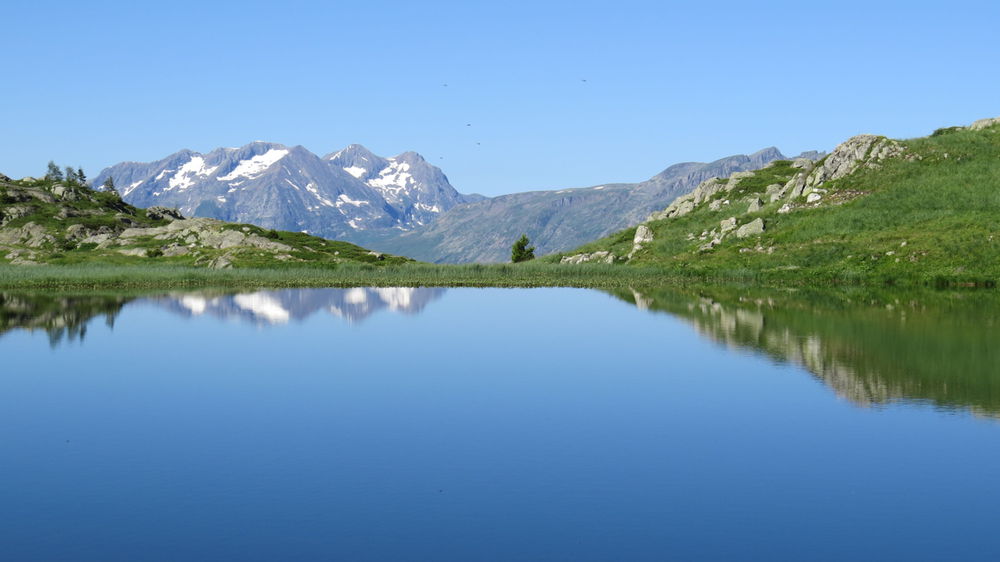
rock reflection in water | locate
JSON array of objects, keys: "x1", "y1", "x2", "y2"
[
  {"x1": 614, "y1": 286, "x2": 1000, "y2": 417},
  {"x1": 0, "y1": 292, "x2": 128, "y2": 347}
]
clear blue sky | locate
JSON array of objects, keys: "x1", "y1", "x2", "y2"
[{"x1": 3, "y1": 0, "x2": 998, "y2": 196}]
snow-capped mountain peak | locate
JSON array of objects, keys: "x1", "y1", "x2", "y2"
[{"x1": 94, "y1": 141, "x2": 479, "y2": 239}]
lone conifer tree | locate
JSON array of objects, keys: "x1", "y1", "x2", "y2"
[
  {"x1": 102, "y1": 176, "x2": 118, "y2": 196},
  {"x1": 511, "y1": 234, "x2": 535, "y2": 263},
  {"x1": 76, "y1": 167, "x2": 87, "y2": 185},
  {"x1": 45, "y1": 161, "x2": 63, "y2": 181},
  {"x1": 64, "y1": 167, "x2": 76, "y2": 184}
]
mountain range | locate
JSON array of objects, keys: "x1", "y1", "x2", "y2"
[
  {"x1": 92, "y1": 143, "x2": 481, "y2": 240},
  {"x1": 355, "y1": 148, "x2": 823, "y2": 262},
  {"x1": 96, "y1": 143, "x2": 819, "y2": 263}
]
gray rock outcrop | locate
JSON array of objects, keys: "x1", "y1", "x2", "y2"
[
  {"x1": 969, "y1": 117, "x2": 1000, "y2": 130},
  {"x1": 627, "y1": 225, "x2": 654, "y2": 259},
  {"x1": 805, "y1": 135, "x2": 905, "y2": 187},
  {"x1": 720, "y1": 217, "x2": 738, "y2": 234},
  {"x1": 735, "y1": 218, "x2": 765, "y2": 238},
  {"x1": 147, "y1": 206, "x2": 185, "y2": 221},
  {"x1": 560, "y1": 251, "x2": 616, "y2": 264}
]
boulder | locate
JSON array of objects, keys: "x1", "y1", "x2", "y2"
[
  {"x1": 674, "y1": 200, "x2": 695, "y2": 217},
  {"x1": 747, "y1": 198, "x2": 763, "y2": 213},
  {"x1": 560, "y1": 251, "x2": 615, "y2": 265},
  {"x1": 698, "y1": 238, "x2": 722, "y2": 252},
  {"x1": 0, "y1": 205, "x2": 34, "y2": 226},
  {"x1": 784, "y1": 173, "x2": 807, "y2": 199},
  {"x1": 147, "y1": 206, "x2": 185, "y2": 221},
  {"x1": 81, "y1": 233, "x2": 114, "y2": 246},
  {"x1": 0, "y1": 222, "x2": 55, "y2": 248},
  {"x1": 0, "y1": 173, "x2": 11, "y2": 183},
  {"x1": 720, "y1": 217, "x2": 738, "y2": 234},
  {"x1": 65, "y1": 224, "x2": 93, "y2": 240},
  {"x1": 208, "y1": 254, "x2": 234, "y2": 269},
  {"x1": 735, "y1": 218, "x2": 765, "y2": 238},
  {"x1": 162, "y1": 244, "x2": 190, "y2": 257},
  {"x1": 200, "y1": 229, "x2": 247, "y2": 249},
  {"x1": 117, "y1": 248, "x2": 149, "y2": 257},
  {"x1": 633, "y1": 225, "x2": 653, "y2": 245},
  {"x1": 627, "y1": 225, "x2": 654, "y2": 259},
  {"x1": 765, "y1": 183, "x2": 786, "y2": 202}
]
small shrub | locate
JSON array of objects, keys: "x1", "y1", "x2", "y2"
[{"x1": 146, "y1": 248, "x2": 164, "y2": 258}]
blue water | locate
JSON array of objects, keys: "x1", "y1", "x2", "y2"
[{"x1": 1, "y1": 287, "x2": 997, "y2": 561}]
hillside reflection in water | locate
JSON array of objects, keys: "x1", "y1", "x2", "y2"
[{"x1": 611, "y1": 285, "x2": 1000, "y2": 418}]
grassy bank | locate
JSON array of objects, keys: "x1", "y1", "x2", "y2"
[
  {"x1": 2, "y1": 261, "x2": 994, "y2": 290},
  {"x1": 0, "y1": 262, "x2": 673, "y2": 290}
]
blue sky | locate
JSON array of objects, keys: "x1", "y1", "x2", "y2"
[{"x1": 3, "y1": 0, "x2": 998, "y2": 196}]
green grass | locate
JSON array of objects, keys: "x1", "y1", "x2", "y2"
[
  {"x1": 0, "y1": 262, "x2": 701, "y2": 289},
  {"x1": 550, "y1": 122, "x2": 1000, "y2": 286}
]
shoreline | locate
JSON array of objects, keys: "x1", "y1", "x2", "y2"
[{"x1": 0, "y1": 263, "x2": 995, "y2": 291}]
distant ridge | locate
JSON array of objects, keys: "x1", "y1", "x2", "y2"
[{"x1": 355, "y1": 147, "x2": 818, "y2": 263}]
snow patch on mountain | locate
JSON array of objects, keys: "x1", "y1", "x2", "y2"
[
  {"x1": 219, "y1": 149, "x2": 289, "y2": 181},
  {"x1": 168, "y1": 156, "x2": 219, "y2": 191},
  {"x1": 368, "y1": 159, "x2": 415, "y2": 202}
]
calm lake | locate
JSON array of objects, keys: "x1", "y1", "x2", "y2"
[{"x1": 2, "y1": 286, "x2": 998, "y2": 561}]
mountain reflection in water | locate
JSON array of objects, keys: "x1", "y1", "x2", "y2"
[
  {"x1": 0, "y1": 287, "x2": 446, "y2": 345},
  {"x1": 155, "y1": 287, "x2": 447, "y2": 325},
  {"x1": 611, "y1": 286, "x2": 1000, "y2": 418}
]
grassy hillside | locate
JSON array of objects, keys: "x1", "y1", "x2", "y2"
[
  {"x1": 552, "y1": 117, "x2": 1000, "y2": 285},
  {"x1": 0, "y1": 176, "x2": 410, "y2": 268}
]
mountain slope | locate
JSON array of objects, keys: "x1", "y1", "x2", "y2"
[
  {"x1": 555, "y1": 117, "x2": 1000, "y2": 284},
  {"x1": 326, "y1": 145, "x2": 483, "y2": 228},
  {"x1": 93, "y1": 143, "x2": 478, "y2": 239},
  {"x1": 359, "y1": 147, "x2": 802, "y2": 263},
  {"x1": 0, "y1": 176, "x2": 408, "y2": 268}
]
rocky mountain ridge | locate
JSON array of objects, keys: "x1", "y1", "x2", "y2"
[{"x1": 93, "y1": 142, "x2": 479, "y2": 240}]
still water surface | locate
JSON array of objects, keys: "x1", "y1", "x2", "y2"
[{"x1": 1, "y1": 287, "x2": 998, "y2": 561}]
